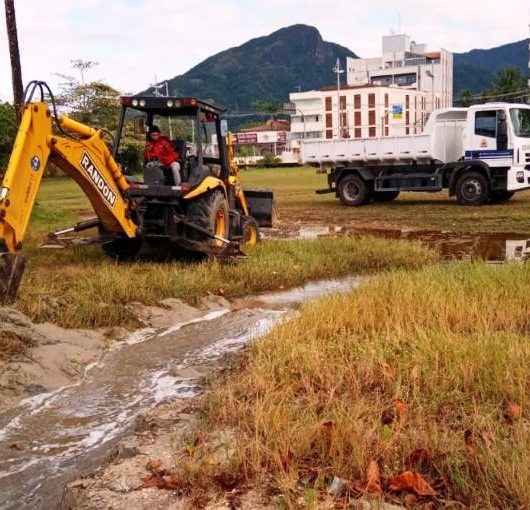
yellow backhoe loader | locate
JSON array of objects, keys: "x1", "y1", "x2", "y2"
[{"x1": 0, "y1": 81, "x2": 273, "y2": 304}]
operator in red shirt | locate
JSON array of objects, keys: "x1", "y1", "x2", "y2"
[{"x1": 144, "y1": 126, "x2": 181, "y2": 185}]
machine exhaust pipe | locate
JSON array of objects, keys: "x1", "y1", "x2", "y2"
[{"x1": 0, "y1": 252, "x2": 26, "y2": 305}]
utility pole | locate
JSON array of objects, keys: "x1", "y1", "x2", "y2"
[
  {"x1": 4, "y1": 0, "x2": 24, "y2": 122},
  {"x1": 333, "y1": 58, "x2": 344, "y2": 139}
]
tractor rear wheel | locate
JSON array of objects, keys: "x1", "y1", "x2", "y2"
[
  {"x1": 187, "y1": 190, "x2": 230, "y2": 248},
  {"x1": 241, "y1": 217, "x2": 259, "y2": 249}
]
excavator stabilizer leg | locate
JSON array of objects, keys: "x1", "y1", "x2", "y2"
[{"x1": 0, "y1": 252, "x2": 26, "y2": 305}]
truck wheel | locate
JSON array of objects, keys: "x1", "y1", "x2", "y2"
[
  {"x1": 373, "y1": 190, "x2": 400, "y2": 202},
  {"x1": 101, "y1": 236, "x2": 143, "y2": 261},
  {"x1": 241, "y1": 217, "x2": 259, "y2": 249},
  {"x1": 337, "y1": 174, "x2": 370, "y2": 206},
  {"x1": 188, "y1": 190, "x2": 230, "y2": 248},
  {"x1": 455, "y1": 172, "x2": 490, "y2": 206},
  {"x1": 490, "y1": 191, "x2": 515, "y2": 204}
]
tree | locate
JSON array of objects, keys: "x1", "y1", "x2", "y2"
[
  {"x1": 252, "y1": 99, "x2": 282, "y2": 120},
  {"x1": 4, "y1": 0, "x2": 23, "y2": 121},
  {"x1": 0, "y1": 102, "x2": 17, "y2": 171},
  {"x1": 458, "y1": 90, "x2": 474, "y2": 107},
  {"x1": 56, "y1": 60, "x2": 121, "y2": 130},
  {"x1": 489, "y1": 67, "x2": 527, "y2": 98}
]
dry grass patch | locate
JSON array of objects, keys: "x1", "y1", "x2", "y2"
[
  {"x1": 16, "y1": 236, "x2": 437, "y2": 329},
  {"x1": 182, "y1": 262, "x2": 530, "y2": 508}
]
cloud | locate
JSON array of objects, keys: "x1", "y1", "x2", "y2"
[{"x1": 1, "y1": 0, "x2": 529, "y2": 100}]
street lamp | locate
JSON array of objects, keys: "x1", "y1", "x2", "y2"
[{"x1": 333, "y1": 58, "x2": 345, "y2": 139}]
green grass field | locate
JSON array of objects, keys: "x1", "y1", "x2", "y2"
[
  {"x1": 32, "y1": 168, "x2": 530, "y2": 239},
  {"x1": 242, "y1": 166, "x2": 530, "y2": 234}
]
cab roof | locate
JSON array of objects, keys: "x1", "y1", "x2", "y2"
[{"x1": 120, "y1": 96, "x2": 225, "y2": 117}]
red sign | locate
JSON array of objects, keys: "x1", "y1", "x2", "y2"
[{"x1": 236, "y1": 132, "x2": 258, "y2": 144}]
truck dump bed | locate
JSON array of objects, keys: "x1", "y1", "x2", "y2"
[{"x1": 301, "y1": 108, "x2": 467, "y2": 166}]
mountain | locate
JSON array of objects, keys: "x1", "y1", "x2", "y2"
[
  {"x1": 454, "y1": 38, "x2": 529, "y2": 95},
  {"x1": 148, "y1": 24, "x2": 528, "y2": 109},
  {"x1": 151, "y1": 25, "x2": 357, "y2": 110}
]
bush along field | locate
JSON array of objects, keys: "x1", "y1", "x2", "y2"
[{"x1": 173, "y1": 262, "x2": 530, "y2": 509}]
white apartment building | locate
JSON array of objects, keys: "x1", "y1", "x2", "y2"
[
  {"x1": 347, "y1": 34, "x2": 453, "y2": 110},
  {"x1": 289, "y1": 85, "x2": 429, "y2": 150}
]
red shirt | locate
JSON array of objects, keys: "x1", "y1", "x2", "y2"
[{"x1": 144, "y1": 136, "x2": 179, "y2": 166}]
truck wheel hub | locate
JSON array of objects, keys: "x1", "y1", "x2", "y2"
[{"x1": 463, "y1": 179, "x2": 482, "y2": 199}]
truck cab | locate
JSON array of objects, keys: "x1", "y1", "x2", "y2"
[{"x1": 463, "y1": 103, "x2": 530, "y2": 193}]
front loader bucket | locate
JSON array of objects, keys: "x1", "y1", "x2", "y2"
[
  {"x1": 245, "y1": 189, "x2": 275, "y2": 227},
  {"x1": 0, "y1": 253, "x2": 26, "y2": 305}
]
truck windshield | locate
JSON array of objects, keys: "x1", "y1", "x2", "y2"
[{"x1": 510, "y1": 109, "x2": 530, "y2": 138}]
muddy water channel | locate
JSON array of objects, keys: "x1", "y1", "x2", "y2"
[
  {"x1": 266, "y1": 225, "x2": 530, "y2": 262},
  {"x1": 0, "y1": 277, "x2": 361, "y2": 510}
]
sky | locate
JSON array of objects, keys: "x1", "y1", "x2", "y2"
[{"x1": 1, "y1": 0, "x2": 530, "y2": 100}]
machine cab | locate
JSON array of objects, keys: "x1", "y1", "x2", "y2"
[{"x1": 114, "y1": 96, "x2": 229, "y2": 189}]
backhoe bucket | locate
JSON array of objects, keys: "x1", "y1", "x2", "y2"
[
  {"x1": 245, "y1": 189, "x2": 275, "y2": 227},
  {"x1": 0, "y1": 253, "x2": 26, "y2": 305}
]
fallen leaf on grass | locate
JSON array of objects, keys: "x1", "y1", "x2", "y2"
[
  {"x1": 365, "y1": 460, "x2": 382, "y2": 494},
  {"x1": 146, "y1": 459, "x2": 164, "y2": 473},
  {"x1": 141, "y1": 473, "x2": 182, "y2": 491},
  {"x1": 504, "y1": 401, "x2": 522, "y2": 423},
  {"x1": 394, "y1": 399, "x2": 408, "y2": 420},
  {"x1": 388, "y1": 471, "x2": 437, "y2": 497}
]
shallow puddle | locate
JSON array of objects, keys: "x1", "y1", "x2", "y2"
[{"x1": 264, "y1": 225, "x2": 530, "y2": 262}]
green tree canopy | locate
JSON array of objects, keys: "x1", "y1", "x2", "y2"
[
  {"x1": 0, "y1": 102, "x2": 17, "y2": 171},
  {"x1": 490, "y1": 67, "x2": 527, "y2": 96}
]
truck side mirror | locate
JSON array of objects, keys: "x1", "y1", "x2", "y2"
[{"x1": 497, "y1": 111, "x2": 508, "y2": 151}]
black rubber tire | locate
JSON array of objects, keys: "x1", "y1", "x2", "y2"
[
  {"x1": 490, "y1": 190, "x2": 515, "y2": 204},
  {"x1": 187, "y1": 190, "x2": 230, "y2": 247},
  {"x1": 373, "y1": 190, "x2": 400, "y2": 202},
  {"x1": 337, "y1": 174, "x2": 370, "y2": 206},
  {"x1": 455, "y1": 171, "x2": 490, "y2": 206},
  {"x1": 241, "y1": 216, "x2": 259, "y2": 248},
  {"x1": 101, "y1": 236, "x2": 143, "y2": 261}
]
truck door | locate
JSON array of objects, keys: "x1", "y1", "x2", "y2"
[{"x1": 467, "y1": 109, "x2": 513, "y2": 167}]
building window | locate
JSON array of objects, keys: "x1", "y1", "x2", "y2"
[
  {"x1": 368, "y1": 110, "x2": 376, "y2": 125},
  {"x1": 326, "y1": 113, "x2": 333, "y2": 129},
  {"x1": 406, "y1": 95, "x2": 410, "y2": 109},
  {"x1": 340, "y1": 95, "x2": 347, "y2": 110},
  {"x1": 354, "y1": 111, "x2": 361, "y2": 126},
  {"x1": 369, "y1": 127, "x2": 376, "y2": 138},
  {"x1": 325, "y1": 97, "x2": 332, "y2": 111},
  {"x1": 368, "y1": 93, "x2": 375, "y2": 108},
  {"x1": 354, "y1": 94, "x2": 361, "y2": 109},
  {"x1": 326, "y1": 130, "x2": 333, "y2": 139},
  {"x1": 355, "y1": 128, "x2": 362, "y2": 139},
  {"x1": 385, "y1": 94, "x2": 389, "y2": 108}
]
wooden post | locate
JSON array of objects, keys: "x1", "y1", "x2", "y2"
[{"x1": 4, "y1": 0, "x2": 24, "y2": 122}]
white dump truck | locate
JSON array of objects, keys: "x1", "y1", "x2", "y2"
[{"x1": 308, "y1": 103, "x2": 530, "y2": 206}]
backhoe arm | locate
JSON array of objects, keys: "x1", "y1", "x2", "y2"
[{"x1": 0, "y1": 100, "x2": 137, "y2": 303}]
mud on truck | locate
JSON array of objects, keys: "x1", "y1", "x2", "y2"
[{"x1": 309, "y1": 103, "x2": 530, "y2": 206}]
